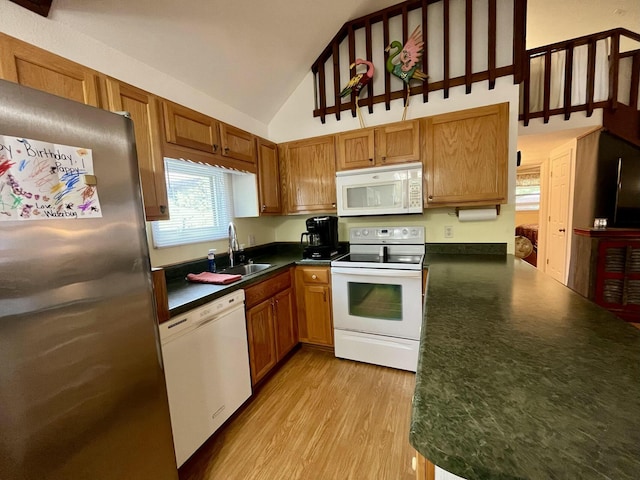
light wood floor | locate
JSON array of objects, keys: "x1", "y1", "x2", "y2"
[{"x1": 179, "y1": 347, "x2": 416, "y2": 480}]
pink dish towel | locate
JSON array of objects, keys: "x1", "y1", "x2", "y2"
[{"x1": 186, "y1": 272, "x2": 242, "y2": 285}]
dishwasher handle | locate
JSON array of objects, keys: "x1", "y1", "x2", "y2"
[{"x1": 160, "y1": 289, "x2": 245, "y2": 343}]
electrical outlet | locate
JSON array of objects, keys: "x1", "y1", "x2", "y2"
[
  {"x1": 248, "y1": 234, "x2": 256, "y2": 246},
  {"x1": 444, "y1": 225, "x2": 454, "y2": 238}
]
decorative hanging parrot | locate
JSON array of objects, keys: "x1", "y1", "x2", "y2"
[
  {"x1": 339, "y1": 59, "x2": 375, "y2": 128},
  {"x1": 385, "y1": 26, "x2": 428, "y2": 120}
]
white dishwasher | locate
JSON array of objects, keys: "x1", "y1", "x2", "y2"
[{"x1": 159, "y1": 289, "x2": 251, "y2": 467}]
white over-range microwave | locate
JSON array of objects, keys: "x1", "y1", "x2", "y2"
[{"x1": 335, "y1": 162, "x2": 423, "y2": 216}]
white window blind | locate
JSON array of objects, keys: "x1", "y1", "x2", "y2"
[
  {"x1": 515, "y1": 172, "x2": 541, "y2": 211},
  {"x1": 151, "y1": 159, "x2": 233, "y2": 248}
]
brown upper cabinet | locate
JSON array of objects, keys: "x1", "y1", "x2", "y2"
[
  {"x1": 105, "y1": 79, "x2": 169, "y2": 221},
  {"x1": 162, "y1": 100, "x2": 221, "y2": 154},
  {"x1": 423, "y1": 103, "x2": 508, "y2": 207},
  {"x1": 280, "y1": 135, "x2": 337, "y2": 214},
  {"x1": 256, "y1": 138, "x2": 282, "y2": 215},
  {"x1": 336, "y1": 120, "x2": 420, "y2": 171},
  {"x1": 161, "y1": 100, "x2": 257, "y2": 173},
  {"x1": 220, "y1": 123, "x2": 255, "y2": 166},
  {"x1": 0, "y1": 33, "x2": 101, "y2": 107}
]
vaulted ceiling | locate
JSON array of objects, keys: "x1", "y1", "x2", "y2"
[{"x1": 46, "y1": 0, "x2": 640, "y2": 125}]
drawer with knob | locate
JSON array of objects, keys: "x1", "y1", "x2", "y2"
[{"x1": 301, "y1": 268, "x2": 330, "y2": 284}]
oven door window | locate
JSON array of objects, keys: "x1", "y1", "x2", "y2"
[
  {"x1": 331, "y1": 268, "x2": 423, "y2": 340},
  {"x1": 348, "y1": 282, "x2": 402, "y2": 321}
]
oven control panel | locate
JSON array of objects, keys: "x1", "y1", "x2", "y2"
[{"x1": 349, "y1": 226, "x2": 424, "y2": 244}]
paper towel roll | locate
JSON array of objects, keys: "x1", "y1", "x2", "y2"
[{"x1": 457, "y1": 207, "x2": 498, "y2": 222}]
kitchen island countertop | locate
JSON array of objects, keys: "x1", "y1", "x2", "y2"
[{"x1": 411, "y1": 254, "x2": 640, "y2": 479}]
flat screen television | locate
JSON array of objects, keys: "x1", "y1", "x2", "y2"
[
  {"x1": 598, "y1": 131, "x2": 640, "y2": 228},
  {"x1": 614, "y1": 155, "x2": 640, "y2": 228}
]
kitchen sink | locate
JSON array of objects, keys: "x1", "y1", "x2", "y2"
[{"x1": 221, "y1": 263, "x2": 272, "y2": 276}]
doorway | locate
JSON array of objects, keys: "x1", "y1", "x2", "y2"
[
  {"x1": 515, "y1": 166, "x2": 541, "y2": 267},
  {"x1": 546, "y1": 147, "x2": 573, "y2": 284}
]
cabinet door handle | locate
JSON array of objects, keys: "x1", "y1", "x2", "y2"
[
  {"x1": 323, "y1": 290, "x2": 327, "y2": 302},
  {"x1": 213, "y1": 144, "x2": 218, "y2": 153},
  {"x1": 224, "y1": 146, "x2": 230, "y2": 154},
  {"x1": 369, "y1": 158, "x2": 374, "y2": 163},
  {"x1": 262, "y1": 204, "x2": 266, "y2": 212},
  {"x1": 428, "y1": 195, "x2": 433, "y2": 201},
  {"x1": 559, "y1": 228, "x2": 566, "y2": 232},
  {"x1": 381, "y1": 156, "x2": 387, "y2": 162},
  {"x1": 159, "y1": 205, "x2": 167, "y2": 214},
  {"x1": 311, "y1": 274, "x2": 317, "y2": 280},
  {"x1": 332, "y1": 203, "x2": 336, "y2": 208}
]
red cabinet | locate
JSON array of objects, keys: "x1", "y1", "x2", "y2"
[
  {"x1": 594, "y1": 240, "x2": 640, "y2": 321},
  {"x1": 570, "y1": 228, "x2": 640, "y2": 323}
]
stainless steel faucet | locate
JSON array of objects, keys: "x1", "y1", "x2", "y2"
[{"x1": 228, "y1": 221, "x2": 240, "y2": 267}]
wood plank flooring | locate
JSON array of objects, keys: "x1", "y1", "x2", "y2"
[{"x1": 179, "y1": 347, "x2": 416, "y2": 480}]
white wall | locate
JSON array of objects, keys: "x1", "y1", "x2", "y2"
[
  {"x1": 272, "y1": 207, "x2": 515, "y2": 248},
  {"x1": 526, "y1": 0, "x2": 640, "y2": 51},
  {"x1": 147, "y1": 216, "x2": 278, "y2": 267},
  {"x1": 269, "y1": 75, "x2": 521, "y2": 254}
]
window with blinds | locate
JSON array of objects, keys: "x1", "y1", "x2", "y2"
[
  {"x1": 515, "y1": 171, "x2": 541, "y2": 211},
  {"x1": 151, "y1": 158, "x2": 233, "y2": 248}
]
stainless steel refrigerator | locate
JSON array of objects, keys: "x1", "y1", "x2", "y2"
[{"x1": 0, "y1": 79, "x2": 178, "y2": 479}]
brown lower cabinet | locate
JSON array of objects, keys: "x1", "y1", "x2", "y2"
[
  {"x1": 245, "y1": 269, "x2": 297, "y2": 386},
  {"x1": 414, "y1": 451, "x2": 435, "y2": 480},
  {"x1": 295, "y1": 266, "x2": 334, "y2": 347}
]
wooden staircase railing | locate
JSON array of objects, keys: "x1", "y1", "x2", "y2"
[
  {"x1": 311, "y1": 0, "x2": 527, "y2": 123},
  {"x1": 520, "y1": 28, "x2": 640, "y2": 129},
  {"x1": 603, "y1": 47, "x2": 640, "y2": 146},
  {"x1": 311, "y1": 0, "x2": 639, "y2": 145}
]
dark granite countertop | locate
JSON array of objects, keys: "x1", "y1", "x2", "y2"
[
  {"x1": 165, "y1": 244, "x2": 336, "y2": 317},
  {"x1": 410, "y1": 254, "x2": 640, "y2": 479}
]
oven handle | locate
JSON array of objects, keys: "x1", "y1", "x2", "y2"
[{"x1": 331, "y1": 267, "x2": 422, "y2": 278}]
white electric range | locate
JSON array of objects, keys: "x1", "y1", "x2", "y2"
[{"x1": 330, "y1": 226, "x2": 425, "y2": 372}]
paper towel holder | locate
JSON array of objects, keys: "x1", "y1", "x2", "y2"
[{"x1": 455, "y1": 205, "x2": 501, "y2": 217}]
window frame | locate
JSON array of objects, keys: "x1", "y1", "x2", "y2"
[{"x1": 151, "y1": 158, "x2": 234, "y2": 248}]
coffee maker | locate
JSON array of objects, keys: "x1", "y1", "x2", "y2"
[{"x1": 301, "y1": 216, "x2": 339, "y2": 259}]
